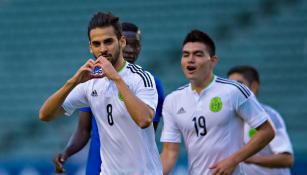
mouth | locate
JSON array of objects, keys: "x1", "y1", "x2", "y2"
[
  {"x1": 124, "y1": 54, "x2": 135, "y2": 60},
  {"x1": 99, "y1": 53, "x2": 112, "y2": 60},
  {"x1": 187, "y1": 65, "x2": 196, "y2": 72}
]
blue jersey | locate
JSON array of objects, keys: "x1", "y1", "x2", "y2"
[
  {"x1": 81, "y1": 75, "x2": 164, "y2": 174},
  {"x1": 153, "y1": 76, "x2": 165, "y2": 123},
  {"x1": 79, "y1": 107, "x2": 101, "y2": 175}
]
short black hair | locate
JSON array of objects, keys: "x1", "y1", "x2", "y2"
[
  {"x1": 183, "y1": 29, "x2": 216, "y2": 56},
  {"x1": 227, "y1": 65, "x2": 260, "y2": 84},
  {"x1": 122, "y1": 22, "x2": 139, "y2": 33},
  {"x1": 87, "y1": 12, "x2": 122, "y2": 40}
]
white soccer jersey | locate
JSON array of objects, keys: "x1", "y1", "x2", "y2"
[
  {"x1": 161, "y1": 76, "x2": 269, "y2": 175},
  {"x1": 63, "y1": 62, "x2": 162, "y2": 175},
  {"x1": 242, "y1": 104, "x2": 293, "y2": 175}
]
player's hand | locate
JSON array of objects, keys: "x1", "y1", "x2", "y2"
[
  {"x1": 69, "y1": 59, "x2": 98, "y2": 84},
  {"x1": 209, "y1": 156, "x2": 238, "y2": 175},
  {"x1": 53, "y1": 153, "x2": 68, "y2": 173},
  {"x1": 94, "y1": 56, "x2": 120, "y2": 81}
]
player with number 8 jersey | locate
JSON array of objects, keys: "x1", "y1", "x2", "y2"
[
  {"x1": 63, "y1": 61, "x2": 161, "y2": 174},
  {"x1": 39, "y1": 12, "x2": 162, "y2": 175}
]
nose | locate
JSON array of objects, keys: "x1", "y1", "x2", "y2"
[
  {"x1": 99, "y1": 45, "x2": 108, "y2": 56},
  {"x1": 124, "y1": 45, "x2": 134, "y2": 53},
  {"x1": 99, "y1": 45, "x2": 107, "y2": 53},
  {"x1": 187, "y1": 55, "x2": 196, "y2": 63}
]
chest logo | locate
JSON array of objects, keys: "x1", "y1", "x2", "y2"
[
  {"x1": 209, "y1": 96, "x2": 223, "y2": 112},
  {"x1": 91, "y1": 90, "x2": 98, "y2": 97},
  {"x1": 177, "y1": 107, "x2": 186, "y2": 114}
]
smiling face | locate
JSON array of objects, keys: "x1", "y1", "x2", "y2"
[
  {"x1": 181, "y1": 42, "x2": 217, "y2": 84},
  {"x1": 89, "y1": 26, "x2": 126, "y2": 66}
]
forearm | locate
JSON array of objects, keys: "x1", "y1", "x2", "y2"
[
  {"x1": 160, "y1": 153, "x2": 177, "y2": 175},
  {"x1": 160, "y1": 143, "x2": 180, "y2": 175},
  {"x1": 39, "y1": 79, "x2": 77, "y2": 121},
  {"x1": 64, "y1": 129, "x2": 91, "y2": 157},
  {"x1": 114, "y1": 78, "x2": 153, "y2": 128},
  {"x1": 247, "y1": 153, "x2": 293, "y2": 168},
  {"x1": 231, "y1": 121, "x2": 275, "y2": 165}
]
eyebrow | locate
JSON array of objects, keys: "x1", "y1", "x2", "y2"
[
  {"x1": 182, "y1": 50, "x2": 205, "y2": 54},
  {"x1": 103, "y1": 38, "x2": 113, "y2": 43},
  {"x1": 91, "y1": 37, "x2": 114, "y2": 45}
]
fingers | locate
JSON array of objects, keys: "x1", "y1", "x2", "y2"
[
  {"x1": 211, "y1": 168, "x2": 229, "y2": 175},
  {"x1": 84, "y1": 59, "x2": 96, "y2": 70},
  {"x1": 209, "y1": 163, "x2": 216, "y2": 169},
  {"x1": 53, "y1": 154, "x2": 66, "y2": 173},
  {"x1": 94, "y1": 56, "x2": 108, "y2": 67}
]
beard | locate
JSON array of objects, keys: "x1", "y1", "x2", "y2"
[
  {"x1": 110, "y1": 46, "x2": 121, "y2": 66},
  {"x1": 95, "y1": 45, "x2": 121, "y2": 66}
]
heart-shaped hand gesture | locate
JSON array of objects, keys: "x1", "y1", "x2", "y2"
[
  {"x1": 69, "y1": 58, "x2": 101, "y2": 84},
  {"x1": 69, "y1": 56, "x2": 120, "y2": 85},
  {"x1": 93, "y1": 56, "x2": 120, "y2": 81}
]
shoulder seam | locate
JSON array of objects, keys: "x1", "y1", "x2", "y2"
[
  {"x1": 215, "y1": 77, "x2": 251, "y2": 98},
  {"x1": 176, "y1": 84, "x2": 189, "y2": 91},
  {"x1": 127, "y1": 64, "x2": 153, "y2": 88}
]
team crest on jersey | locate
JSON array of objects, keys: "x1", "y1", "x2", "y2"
[{"x1": 209, "y1": 96, "x2": 223, "y2": 112}]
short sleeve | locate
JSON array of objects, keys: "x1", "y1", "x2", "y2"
[
  {"x1": 160, "y1": 95, "x2": 182, "y2": 143},
  {"x1": 135, "y1": 72, "x2": 158, "y2": 112},
  {"x1": 62, "y1": 83, "x2": 89, "y2": 116},
  {"x1": 79, "y1": 107, "x2": 91, "y2": 113},
  {"x1": 237, "y1": 95, "x2": 269, "y2": 129},
  {"x1": 264, "y1": 106, "x2": 293, "y2": 154}
]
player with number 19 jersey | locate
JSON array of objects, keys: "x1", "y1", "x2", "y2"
[
  {"x1": 62, "y1": 62, "x2": 162, "y2": 175},
  {"x1": 161, "y1": 76, "x2": 269, "y2": 175}
]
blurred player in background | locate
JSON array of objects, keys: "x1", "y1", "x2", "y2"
[
  {"x1": 228, "y1": 65, "x2": 294, "y2": 175},
  {"x1": 160, "y1": 29, "x2": 275, "y2": 175},
  {"x1": 121, "y1": 22, "x2": 164, "y2": 130},
  {"x1": 53, "y1": 21, "x2": 165, "y2": 175},
  {"x1": 40, "y1": 12, "x2": 162, "y2": 174}
]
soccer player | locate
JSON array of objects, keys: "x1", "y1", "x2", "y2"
[
  {"x1": 228, "y1": 65, "x2": 294, "y2": 175},
  {"x1": 39, "y1": 12, "x2": 162, "y2": 174},
  {"x1": 160, "y1": 29, "x2": 275, "y2": 175},
  {"x1": 53, "y1": 22, "x2": 165, "y2": 175},
  {"x1": 121, "y1": 22, "x2": 164, "y2": 130}
]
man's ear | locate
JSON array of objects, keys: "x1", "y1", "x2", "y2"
[
  {"x1": 251, "y1": 81, "x2": 259, "y2": 95},
  {"x1": 89, "y1": 41, "x2": 93, "y2": 53},
  {"x1": 120, "y1": 36, "x2": 126, "y2": 48},
  {"x1": 211, "y1": 55, "x2": 219, "y2": 67}
]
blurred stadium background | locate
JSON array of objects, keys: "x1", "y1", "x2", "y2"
[{"x1": 0, "y1": 0, "x2": 306, "y2": 174}]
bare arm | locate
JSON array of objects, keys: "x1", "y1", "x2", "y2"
[
  {"x1": 114, "y1": 78, "x2": 154, "y2": 128},
  {"x1": 96, "y1": 57, "x2": 154, "y2": 128},
  {"x1": 54, "y1": 111, "x2": 92, "y2": 173},
  {"x1": 245, "y1": 152, "x2": 293, "y2": 168},
  {"x1": 160, "y1": 142, "x2": 180, "y2": 175},
  {"x1": 210, "y1": 120, "x2": 275, "y2": 175},
  {"x1": 63, "y1": 111, "x2": 92, "y2": 157},
  {"x1": 39, "y1": 59, "x2": 96, "y2": 121},
  {"x1": 39, "y1": 80, "x2": 77, "y2": 121}
]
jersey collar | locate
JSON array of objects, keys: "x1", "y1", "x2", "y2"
[
  {"x1": 189, "y1": 75, "x2": 217, "y2": 96},
  {"x1": 118, "y1": 61, "x2": 128, "y2": 76}
]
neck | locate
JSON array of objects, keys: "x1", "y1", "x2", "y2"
[
  {"x1": 191, "y1": 73, "x2": 214, "y2": 94},
  {"x1": 114, "y1": 57, "x2": 126, "y2": 71}
]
